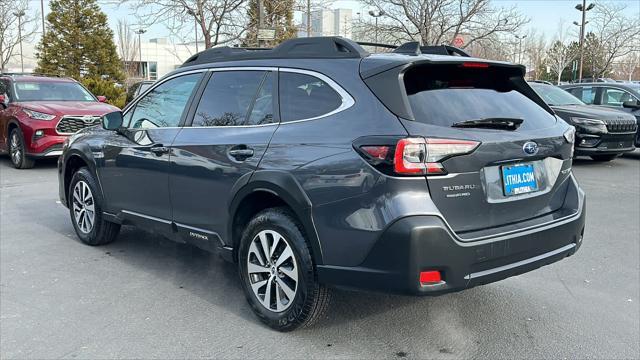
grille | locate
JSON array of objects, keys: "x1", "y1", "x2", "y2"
[
  {"x1": 605, "y1": 119, "x2": 638, "y2": 133},
  {"x1": 56, "y1": 116, "x2": 101, "y2": 134}
]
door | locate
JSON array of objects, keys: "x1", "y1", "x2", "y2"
[
  {"x1": 98, "y1": 72, "x2": 203, "y2": 233},
  {"x1": 169, "y1": 69, "x2": 278, "y2": 245}
]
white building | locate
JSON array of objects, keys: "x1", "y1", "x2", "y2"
[
  {"x1": 126, "y1": 38, "x2": 199, "y2": 81},
  {"x1": 300, "y1": 9, "x2": 353, "y2": 38}
]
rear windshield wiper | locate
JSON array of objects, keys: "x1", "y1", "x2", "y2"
[{"x1": 451, "y1": 117, "x2": 523, "y2": 130}]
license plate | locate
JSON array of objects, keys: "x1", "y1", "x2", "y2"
[{"x1": 502, "y1": 163, "x2": 539, "y2": 196}]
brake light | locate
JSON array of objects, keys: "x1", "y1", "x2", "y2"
[
  {"x1": 394, "y1": 138, "x2": 480, "y2": 175},
  {"x1": 460, "y1": 62, "x2": 489, "y2": 68},
  {"x1": 360, "y1": 146, "x2": 390, "y2": 161}
]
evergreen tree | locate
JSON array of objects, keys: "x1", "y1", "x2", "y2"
[
  {"x1": 244, "y1": 0, "x2": 297, "y2": 47},
  {"x1": 35, "y1": 0, "x2": 123, "y2": 82}
]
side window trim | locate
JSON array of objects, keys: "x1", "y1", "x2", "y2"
[
  {"x1": 184, "y1": 67, "x2": 281, "y2": 128},
  {"x1": 278, "y1": 68, "x2": 355, "y2": 124},
  {"x1": 124, "y1": 70, "x2": 206, "y2": 129}
]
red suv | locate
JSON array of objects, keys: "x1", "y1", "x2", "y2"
[{"x1": 0, "y1": 74, "x2": 119, "y2": 168}]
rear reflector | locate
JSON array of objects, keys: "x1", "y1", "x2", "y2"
[{"x1": 419, "y1": 271, "x2": 442, "y2": 285}]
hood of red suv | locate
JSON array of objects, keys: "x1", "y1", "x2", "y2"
[{"x1": 19, "y1": 101, "x2": 120, "y2": 116}]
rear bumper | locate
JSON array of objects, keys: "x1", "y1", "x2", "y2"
[{"x1": 317, "y1": 179, "x2": 586, "y2": 295}]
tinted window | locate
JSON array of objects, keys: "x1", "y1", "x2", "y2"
[
  {"x1": 279, "y1": 72, "x2": 342, "y2": 122},
  {"x1": 404, "y1": 65, "x2": 556, "y2": 129},
  {"x1": 128, "y1": 73, "x2": 201, "y2": 129},
  {"x1": 602, "y1": 88, "x2": 634, "y2": 106},
  {"x1": 193, "y1": 71, "x2": 273, "y2": 127},
  {"x1": 568, "y1": 87, "x2": 595, "y2": 104}
]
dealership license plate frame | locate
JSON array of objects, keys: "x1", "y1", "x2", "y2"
[{"x1": 501, "y1": 163, "x2": 539, "y2": 196}]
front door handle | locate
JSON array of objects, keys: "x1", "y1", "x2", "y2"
[
  {"x1": 150, "y1": 146, "x2": 170, "y2": 156},
  {"x1": 228, "y1": 147, "x2": 254, "y2": 160}
]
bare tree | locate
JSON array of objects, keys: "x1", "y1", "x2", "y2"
[
  {"x1": 0, "y1": 0, "x2": 38, "y2": 71},
  {"x1": 524, "y1": 30, "x2": 547, "y2": 80},
  {"x1": 589, "y1": 2, "x2": 640, "y2": 78},
  {"x1": 546, "y1": 23, "x2": 578, "y2": 85},
  {"x1": 358, "y1": 0, "x2": 528, "y2": 47},
  {"x1": 116, "y1": 19, "x2": 139, "y2": 79},
  {"x1": 612, "y1": 52, "x2": 640, "y2": 81},
  {"x1": 118, "y1": 0, "x2": 248, "y2": 49}
]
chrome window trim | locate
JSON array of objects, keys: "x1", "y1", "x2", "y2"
[{"x1": 123, "y1": 66, "x2": 354, "y2": 129}]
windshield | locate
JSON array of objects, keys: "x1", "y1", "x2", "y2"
[
  {"x1": 530, "y1": 84, "x2": 584, "y2": 106},
  {"x1": 13, "y1": 81, "x2": 96, "y2": 102}
]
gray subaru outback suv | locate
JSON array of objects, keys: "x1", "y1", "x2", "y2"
[{"x1": 58, "y1": 37, "x2": 586, "y2": 331}]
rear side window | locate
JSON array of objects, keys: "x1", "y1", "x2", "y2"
[
  {"x1": 279, "y1": 72, "x2": 342, "y2": 122},
  {"x1": 404, "y1": 65, "x2": 556, "y2": 130},
  {"x1": 192, "y1": 71, "x2": 274, "y2": 127}
]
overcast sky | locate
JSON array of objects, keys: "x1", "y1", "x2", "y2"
[{"x1": 13, "y1": 0, "x2": 640, "y2": 69}]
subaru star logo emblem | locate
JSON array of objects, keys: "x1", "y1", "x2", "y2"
[{"x1": 523, "y1": 141, "x2": 539, "y2": 155}]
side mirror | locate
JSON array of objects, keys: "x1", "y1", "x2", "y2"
[
  {"x1": 101, "y1": 111, "x2": 124, "y2": 130},
  {"x1": 97, "y1": 96, "x2": 107, "y2": 103},
  {"x1": 622, "y1": 100, "x2": 640, "y2": 110},
  {"x1": 0, "y1": 94, "x2": 7, "y2": 109}
]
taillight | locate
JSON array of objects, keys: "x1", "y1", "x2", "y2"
[
  {"x1": 394, "y1": 138, "x2": 479, "y2": 175},
  {"x1": 356, "y1": 137, "x2": 480, "y2": 176},
  {"x1": 460, "y1": 62, "x2": 489, "y2": 68},
  {"x1": 394, "y1": 138, "x2": 427, "y2": 174}
]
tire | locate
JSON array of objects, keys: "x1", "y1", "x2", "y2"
[
  {"x1": 68, "y1": 167, "x2": 120, "y2": 246},
  {"x1": 9, "y1": 128, "x2": 35, "y2": 169},
  {"x1": 590, "y1": 154, "x2": 619, "y2": 162},
  {"x1": 238, "y1": 207, "x2": 331, "y2": 331}
]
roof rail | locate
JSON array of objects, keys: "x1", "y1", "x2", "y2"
[
  {"x1": 181, "y1": 36, "x2": 369, "y2": 67},
  {"x1": 357, "y1": 40, "x2": 470, "y2": 57}
]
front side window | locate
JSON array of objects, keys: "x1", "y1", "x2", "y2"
[
  {"x1": 192, "y1": 71, "x2": 274, "y2": 127},
  {"x1": 568, "y1": 87, "x2": 595, "y2": 104},
  {"x1": 12, "y1": 81, "x2": 95, "y2": 102},
  {"x1": 279, "y1": 72, "x2": 342, "y2": 122},
  {"x1": 128, "y1": 73, "x2": 201, "y2": 129}
]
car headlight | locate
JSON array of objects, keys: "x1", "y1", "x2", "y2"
[
  {"x1": 570, "y1": 117, "x2": 605, "y2": 126},
  {"x1": 23, "y1": 109, "x2": 56, "y2": 121}
]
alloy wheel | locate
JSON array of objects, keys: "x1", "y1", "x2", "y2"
[
  {"x1": 9, "y1": 132, "x2": 21, "y2": 165},
  {"x1": 72, "y1": 181, "x2": 95, "y2": 234},
  {"x1": 246, "y1": 230, "x2": 299, "y2": 312}
]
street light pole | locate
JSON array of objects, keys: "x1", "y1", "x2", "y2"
[
  {"x1": 575, "y1": 1, "x2": 595, "y2": 82},
  {"x1": 135, "y1": 29, "x2": 146, "y2": 79},
  {"x1": 13, "y1": 11, "x2": 26, "y2": 73},
  {"x1": 368, "y1": 9, "x2": 385, "y2": 52}
]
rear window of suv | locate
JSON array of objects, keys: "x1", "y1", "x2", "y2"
[{"x1": 404, "y1": 64, "x2": 557, "y2": 130}]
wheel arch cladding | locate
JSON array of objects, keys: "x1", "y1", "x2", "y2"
[
  {"x1": 228, "y1": 170, "x2": 323, "y2": 265},
  {"x1": 63, "y1": 149, "x2": 99, "y2": 207}
]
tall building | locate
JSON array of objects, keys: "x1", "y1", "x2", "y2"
[
  {"x1": 300, "y1": 9, "x2": 353, "y2": 38},
  {"x1": 124, "y1": 38, "x2": 199, "y2": 81}
]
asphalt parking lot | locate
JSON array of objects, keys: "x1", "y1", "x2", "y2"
[{"x1": 1, "y1": 153, "x2": 638, "y2": 359}]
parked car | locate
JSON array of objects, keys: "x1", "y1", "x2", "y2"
[
  {"x1": 0, "y1": 74, "x2": 119, "y2": 169},
  {"x1": 125, "y1": 80, "x2": 154, "y2": 105},
  {"x1": 530, "y1": 82, "x2": 637, "y2": 161},
  {"x1": 560, "y1": 82, "x2": 640, "y2": 147},
  {"x1": 58, "y1": 37, "x2": 586, "y2": 331}
]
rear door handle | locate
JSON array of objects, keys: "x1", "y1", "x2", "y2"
[
  {"x1": 150, "y1": 146, "x2": 170, "y2": 155},
  {"x1": 228, "y1": 147, "x2": 254, "y2": 160}
]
